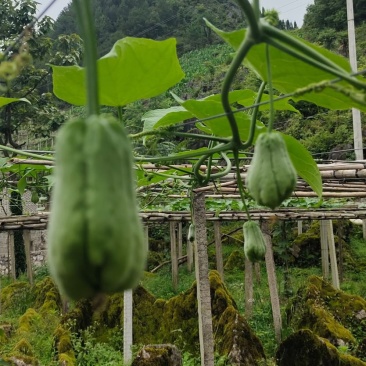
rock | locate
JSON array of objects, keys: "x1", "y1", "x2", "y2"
[
  {"x1": 132, "y1": 344, "x2": 182, "y2": 366},
  {"x1": 287, "y1": 276, "x2": 366, "y2": 360},
  {"x1": 276, "y1": 329, "x2": 366, "y2": 366}
]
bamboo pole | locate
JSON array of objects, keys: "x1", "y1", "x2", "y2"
[
  {"x1": 178, "y1": 222, "x2": 183, "y2": 259},
  {"x1": 170, "y1": 222, "x2": 178, "y2": 291},
  {"x1": 244, "y1": 258, "x2": 254, "y2": 318},
  {"x1": 320, "y1": 221, "x2": 330, "y2": 279},
  {"x1": 8, "y1": 231, "x2": 16, "y2": 280},
  {"x1": 262, "y1": 222, "x2": 282, "y2": 344},
  {"x1": 327, "y1": 220, "x2": 340, "y2": 289},
  {"x1": 297, "y1": 221, "x2": 303, "y2": 235},
  {"x1": 214, "y1": 222, "x2": 224, "y2": 280},
  {"x1": 123, "y1": 289, "x2": 133, "y2": 364}
]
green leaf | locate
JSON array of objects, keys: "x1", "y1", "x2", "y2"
[
  {"x1": 282, "y1": 133, "x2": 322, "y2": 198},
  {"x1": 181, "y1": 99, "x2": 266, "y2": 140},
  {"x1": 206, "y1": 89, "x2": 300, "y2": 113},
  {"x1": 142, "y1": 106, "x2": 193, "y2": 132},
  {"x1": 52, "y1": 37, "x2": 184, "y2": 107},
  {"x1": 204, "y1": 19, "x2": 366, "y2": 111},
  {"x1": 17, "y1": 176, "x2": 27, "y2": 195},
  {"x1": 0, "y1": 97, "x2": 30, "y2": 107}
]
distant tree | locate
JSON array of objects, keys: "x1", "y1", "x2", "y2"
[{"x1": 303, "y1": 0, "x2": 366, "y2": 33}]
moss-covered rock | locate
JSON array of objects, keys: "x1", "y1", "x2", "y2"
[
  {"x1": 224, "y1": 250, "x2": 245, "y2": 271},
  {"x1": 53, "y1": 325, "x2": 76, "y2": 365},
  {"x1": 0, "y1": 282, "x2": 32, "y2": 312},
  {"x1": 69, "y1": 270, "x2": 264, "y2": 363},
  {"x1": 131, "y1": 344, "x2": 182, "y2": 366},
  {"x1": 215, "y1": 305, "x2": 265, "y2": 365},
  {"x1": 276, "y1": 329, "x2": 366, "y2": 366},
  {"x1": 32, "y1": 276, "x2": 62, "y2": 313},
  {"x1": 17, "y1": 308, "x2": 41, "y2": 335},
  {"x1": 287, "y1": 276, "x2": 366, "y2": 359}
]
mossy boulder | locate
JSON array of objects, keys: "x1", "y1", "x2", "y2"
[
  {"x1": 276, "y1": 329, "x2": 366, "y2": 366},
  {"x1": 0, "y1": 282, "x2": 31, "y2": 312},
  {"x1": 68, "y1": 270, "x2": 264, "y2": 363},
  {"x1": 32, "y1": 276, "x2": 62, "y2": 313},
  {"x1": 17, "y1": 308, "x2": 41, "y2": 335},
  {"x1": 131, "y1": 344, "x2": 182, "y2": 366},
  {"x1": 53, "y1": 325, "x2": 76, "y2": 365},
  {"x1": 287, "y1": 276, "x2": 366, "y2": 359},
  {"x1": 215, "y1": 305, "x2": 265, "y2": 365},
  {"x1": 224, "y1": 250, "x2": 245, "y2": 271}
]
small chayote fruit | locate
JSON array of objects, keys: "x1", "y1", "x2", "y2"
[
  {"x1": 246, "y1": 132, "x2": 297, "y2": 209},
  {"x1": 243, "y1": 221, "x2": 266, "y2": 262}
]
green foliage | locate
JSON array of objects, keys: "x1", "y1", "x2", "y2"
[{"x1": 51, "y1": 0, "x2": 244, "y2": 55}]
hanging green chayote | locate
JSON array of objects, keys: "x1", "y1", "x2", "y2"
[{"x1": 47, "y1": 0, "x2": 146, "y2": 300}]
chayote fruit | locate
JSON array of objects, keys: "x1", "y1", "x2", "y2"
[
  {"x1": 47, "y1": 114, "x2": 147, "y2": 300},
  {"x1": 31, "y1": 190, "x2": 39, "y2": 204},
  {"x1": 243, "y1": 221, "x2": 266, "y2": 262},
  {"x1": 246, "y1": 132, "x2": 297, "y2": 209}
]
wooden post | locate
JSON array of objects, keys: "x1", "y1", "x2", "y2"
[
  {"x1": 297, "y1": 221, "x2": 303, "y2": 235},
  {"x1": 327, "y1": 220, "x2": 340, "y2": 290},
  {"x1": 192, "y1": 192, "x2": 215, "y2": 366},
  {"x1": 244, "y1": 258, "x2": 254, "y2": 318},
  {"x1": 23, "y1": 230, "x2": 33, "y2": 285},
  {"x1": 254, "y1": 262, "x2": 261, "y2": 284},
  {"x1": 362, "y1": 219, "x2": 366, "y2": 239},
  {"x1": 178, "y1": 222, "x2": 183, "y2": 259},
  {"x1": 187, "y1": 231, "x2": 194, "y2": 273},
  {"x1": 337, "y1": 220, "x2": 344, "y2": 283},
  {"x1": 170, "y1": 222, "x2": 178, "y2": 291},
  {"x1": 214, "y1": 222, "x2": 224, "y2": 280},
  {"x1": 123, "y1": 289, "x2": 133, "y2": 364},
  {"x1": 8, "y1": 231, "x2": 16, "y2": 280},
  {"x1": 262, "y1": 221, "x2": 282, "y2": 344},
  {"x1": 320, "y1": 221, "x2": 330, "y2": 279}
]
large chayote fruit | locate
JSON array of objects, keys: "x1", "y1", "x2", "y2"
[
  {"x1": 47, "y1": 114, "x2": 147, "y2": 300},
  {"x1": 243, "y1": 221, "x2": 266, "y2": 262},
  {"x1": 246, "y1": 132, "x2": 297, "y2": 209}
]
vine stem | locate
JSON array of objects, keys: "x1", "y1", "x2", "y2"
[
  {"x1": 234, "y1": 149, "x2": 250, "y2": 219},
  {"x1": 73, "y1": 0, "x2": 99, "y2": 116},
  {"x1": 221, "y1": 37, "x2": 253, "y2": 147},
  {"x1": 266, "y1": 45, "x2": 275, "y2": 132},
  {"x1": 0, "y1": 145, "x2": 55, "y2": 161}
]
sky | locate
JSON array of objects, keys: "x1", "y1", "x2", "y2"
[{"x1": 36, "y1": 0, "x2": 314, "y2": 27}]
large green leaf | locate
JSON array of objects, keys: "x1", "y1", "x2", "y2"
[
  {"x1": 205, "y1": 19, "x2": 366, "y2": 111},
  {"x1": 0, "y1": 97, "x2": 30, "y2": 107},
  {"x1": 142, "y1": 106, "x2": 193, "y2": 132},
  {"x1": 206, "y1": 90, "x2": 300, "y2": 113},
  {"x1": 282, "y1": 133, "x2": 322, "y2": 198},
  {"x1": 51, "y1": 37, "x2": 184, "y2": 107},
  {"x1": 181, "y1": 99, "x2": 266, "y2": 140}
]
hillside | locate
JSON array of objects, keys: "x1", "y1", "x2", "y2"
[{"x1": 51, "y1": 0, "x2": 244, "y2": 55}]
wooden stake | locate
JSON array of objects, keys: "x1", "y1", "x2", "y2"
[
  {"x1": 8, "y1": 231, "x2": 16, "y2": 280},
  {"x1": 178, "y1": 222, "x2": 183, "y2": 258},
  {"x1": 187, "y1": 233, "x2": 194, "y2": 273},
  {"x1": 170, "y1": 222, "x2": 178, "y2": 291},
  {"x1": 192, "y1": 192, "x2": 215, "y2": 366},
  {"x1": 214, "y1": 222, "x2": 224, "y2": 280},
  {"x1": 123, "y1": 289, "x2": 133, "y2": 364},
  {"x1": 297, "y1": 221, "x2": 303, "y2": 235},
  {"x1": 23, "y1": 230, "x2": 33, "y2": 285},
  {"x1": 244, "y1": 258, "x2": 254, "y2": 318},
  {"x1": 327, "y1": 220, "x2": 340, "y2": 289},
  {"x1": 262, "y1": 222, "x2": 282, "y2": 344},
  {"x1": 320, "y1": 221, "x2": 330, "y2": 279}
]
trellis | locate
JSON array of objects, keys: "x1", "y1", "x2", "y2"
[{"x1": 3, "y1": 160, "x2": 366, "y2": 361}]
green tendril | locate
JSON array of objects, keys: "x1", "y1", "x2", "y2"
[{"x1": 234, "y1": 149, "x2": 250, "y2": 219}]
